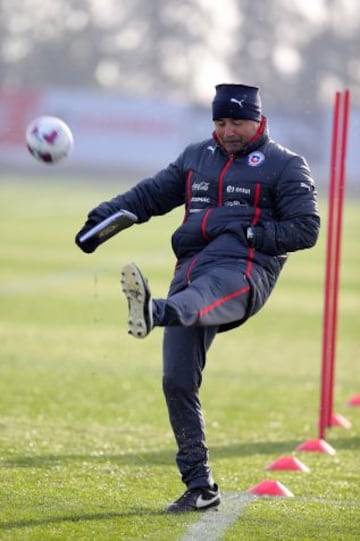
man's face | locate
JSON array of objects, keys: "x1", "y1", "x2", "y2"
[{"x1": 214, "y1": 118, "x2": 260, "y2": 154}]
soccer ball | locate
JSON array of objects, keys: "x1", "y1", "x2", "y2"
[{"x1": 26, "y1": 115, "x2": 74, "y2": 164}]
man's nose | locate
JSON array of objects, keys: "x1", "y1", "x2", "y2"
[{"x1": 224, "y1": 123, "x2": 236, "y2": 137}]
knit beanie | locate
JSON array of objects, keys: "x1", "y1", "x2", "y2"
[{"x1": 212, "y1": 83, "x2": 262, "y2": 121}]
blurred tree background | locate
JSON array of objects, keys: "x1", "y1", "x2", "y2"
[{"x1": 1, "y1": 0, "x2": 359, "y2": 110}]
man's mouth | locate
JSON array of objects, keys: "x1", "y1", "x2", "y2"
[{"x1": 223, "y1": 139, "x2": 244, "y2": 148}]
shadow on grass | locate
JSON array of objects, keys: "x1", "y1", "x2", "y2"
[
  {"x1": 0, "y1": 509, "x2": 164, "y2": 532},
  {"x1": 327, "y1": 434, "x2": 360, "y2": 451},
  {"x1": 2, "y1": 439, "x2": 305, "y2": 468},
  {"x1": 3, "y1": 436, "x2": 359, "y2": 470}
]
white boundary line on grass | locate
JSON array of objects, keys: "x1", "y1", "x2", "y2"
[
  {"x1": 180, "y1": 493, "x2": 360, "y2": 541},
  {"x1": 180, "y1": 492, "x2": 253, "y2": 541}
]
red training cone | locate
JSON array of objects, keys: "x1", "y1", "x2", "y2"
[
  {"x1": 330, "y1": 412, "x2": 352, "y2": 428},
  {"x1": 247, "y1": 479, "x2": 294, "y2": 497},
  {"x1": 348, "y1": 394, "x2": 360, "y2": 406},
  {"x1": 295, "y1": 438, "x2": 336, "y2": 455},
  {"x1": 266, "y1": 456, "x2": 310, "y2": 472}
]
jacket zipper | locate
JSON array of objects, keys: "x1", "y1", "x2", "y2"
[
  {"x1": 245, "y1": 182, "x2": 262, "y2": 278},
  {"x1": 187, "y1": 157, "x2": 234, "y2": 283},
  {"x1": 218, "y1": 156, "x2": 233, "y2": 206}
]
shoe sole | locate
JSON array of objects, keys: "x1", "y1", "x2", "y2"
[{"x1": 121, "y1": 263, "x2": 153, "y2": 338}]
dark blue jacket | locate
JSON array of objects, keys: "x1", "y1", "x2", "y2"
[{"x1": 88, "y1": 118, "x2": 320, "y2": 329}]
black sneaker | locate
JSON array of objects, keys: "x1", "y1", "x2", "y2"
[
  {"x1": 166, "y1": 484, "x2": 221, "y2": 513},
  {"x1": 120, "y1": 263, "x2": 153, "y2": 338}
]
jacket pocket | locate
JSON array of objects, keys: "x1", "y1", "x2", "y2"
[{"x1": 171, "y1": 211, "x2": 210, "y2": 258}]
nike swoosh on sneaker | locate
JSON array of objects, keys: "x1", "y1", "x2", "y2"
[{"x1": 195, "y1": 493, "x2": 219, "y2": 509}]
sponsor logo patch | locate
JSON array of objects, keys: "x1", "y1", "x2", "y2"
[
  {"x1": 226, "y1": 185, "x2": 251, "y2": 195},
  {"x1": 247, "y1": 151, "x2": 265, "y2": 167},
  {"x1": 191, "y1": 196, "x2": 210, "y2": 203},
  {"x1": 192, "y1": 181, "x2": 210, "y2": 191}
]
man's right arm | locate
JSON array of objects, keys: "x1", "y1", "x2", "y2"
[{"x1": 76, "y1": 154, "x2": 187, "y2": 239}]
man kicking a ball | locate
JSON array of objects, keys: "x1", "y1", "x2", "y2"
[{"x1": 76, "y1": 83, "x2": 320, "y2": 513}]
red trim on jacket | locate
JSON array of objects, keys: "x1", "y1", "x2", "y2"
[
  {"x1": 183, "y1": 169, "x2": 193, "y2": 222},
  {"x1": 249, "y1": 116, "x2": 266, "y2": 145},
  {"x1": 201, "y1": 208, "x2": 213, "y2": 241},
  {"x1": 251, "y1": 183, "x2": 262, "y2": 225},
  {"x1": 199, "y1": 285, "x2": 251, "y2": 317},
  {"x1": 218, "y1": 157, "x2": 233, "y2": 205},
  {"x1": 186, "y1": 255, "x2": 198, "y2": 283},
  {"x1": 245, "y1": 182, "x2": 262, "y2": 278}
]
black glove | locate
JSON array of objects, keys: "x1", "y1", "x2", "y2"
[
  {"x1": 246, "y1": 226, "x2": 265, "y2": 250},
  {"x1": 75, "y1": 220, "x2": 98, "y2": 253},
  {"x1": 75, "y1": 202, "x2": 114, "y2": 253},
  {"x1": 231, "y1": 223, "x2": 248, "y2": 245}
]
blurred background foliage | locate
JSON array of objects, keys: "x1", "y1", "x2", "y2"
[{"x1": 1, "y1": 0, "x2": 359, "y2": 112}]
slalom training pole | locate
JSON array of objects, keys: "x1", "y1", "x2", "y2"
[
  {"x1": 318, "y1": 89, "x2": 350, "y2": 440},
  {"x1": 318, "y1": 91, "x2": 340, "y2": 440},
  {"x1": 326, "y1": 89, "x2": 350, "y2": 427}
]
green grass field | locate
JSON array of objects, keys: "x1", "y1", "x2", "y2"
[{"x1": 0, "y1": 177, "x2": 359, "y2": 540}]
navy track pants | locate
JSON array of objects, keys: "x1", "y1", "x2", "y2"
[{"x1": 154, "y1": 267, "x2": 251, "y2": 488}]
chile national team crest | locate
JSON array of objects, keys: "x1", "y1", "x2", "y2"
[{"x1": 247, "y1": 151, "x2": 265, "y2": 167}]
